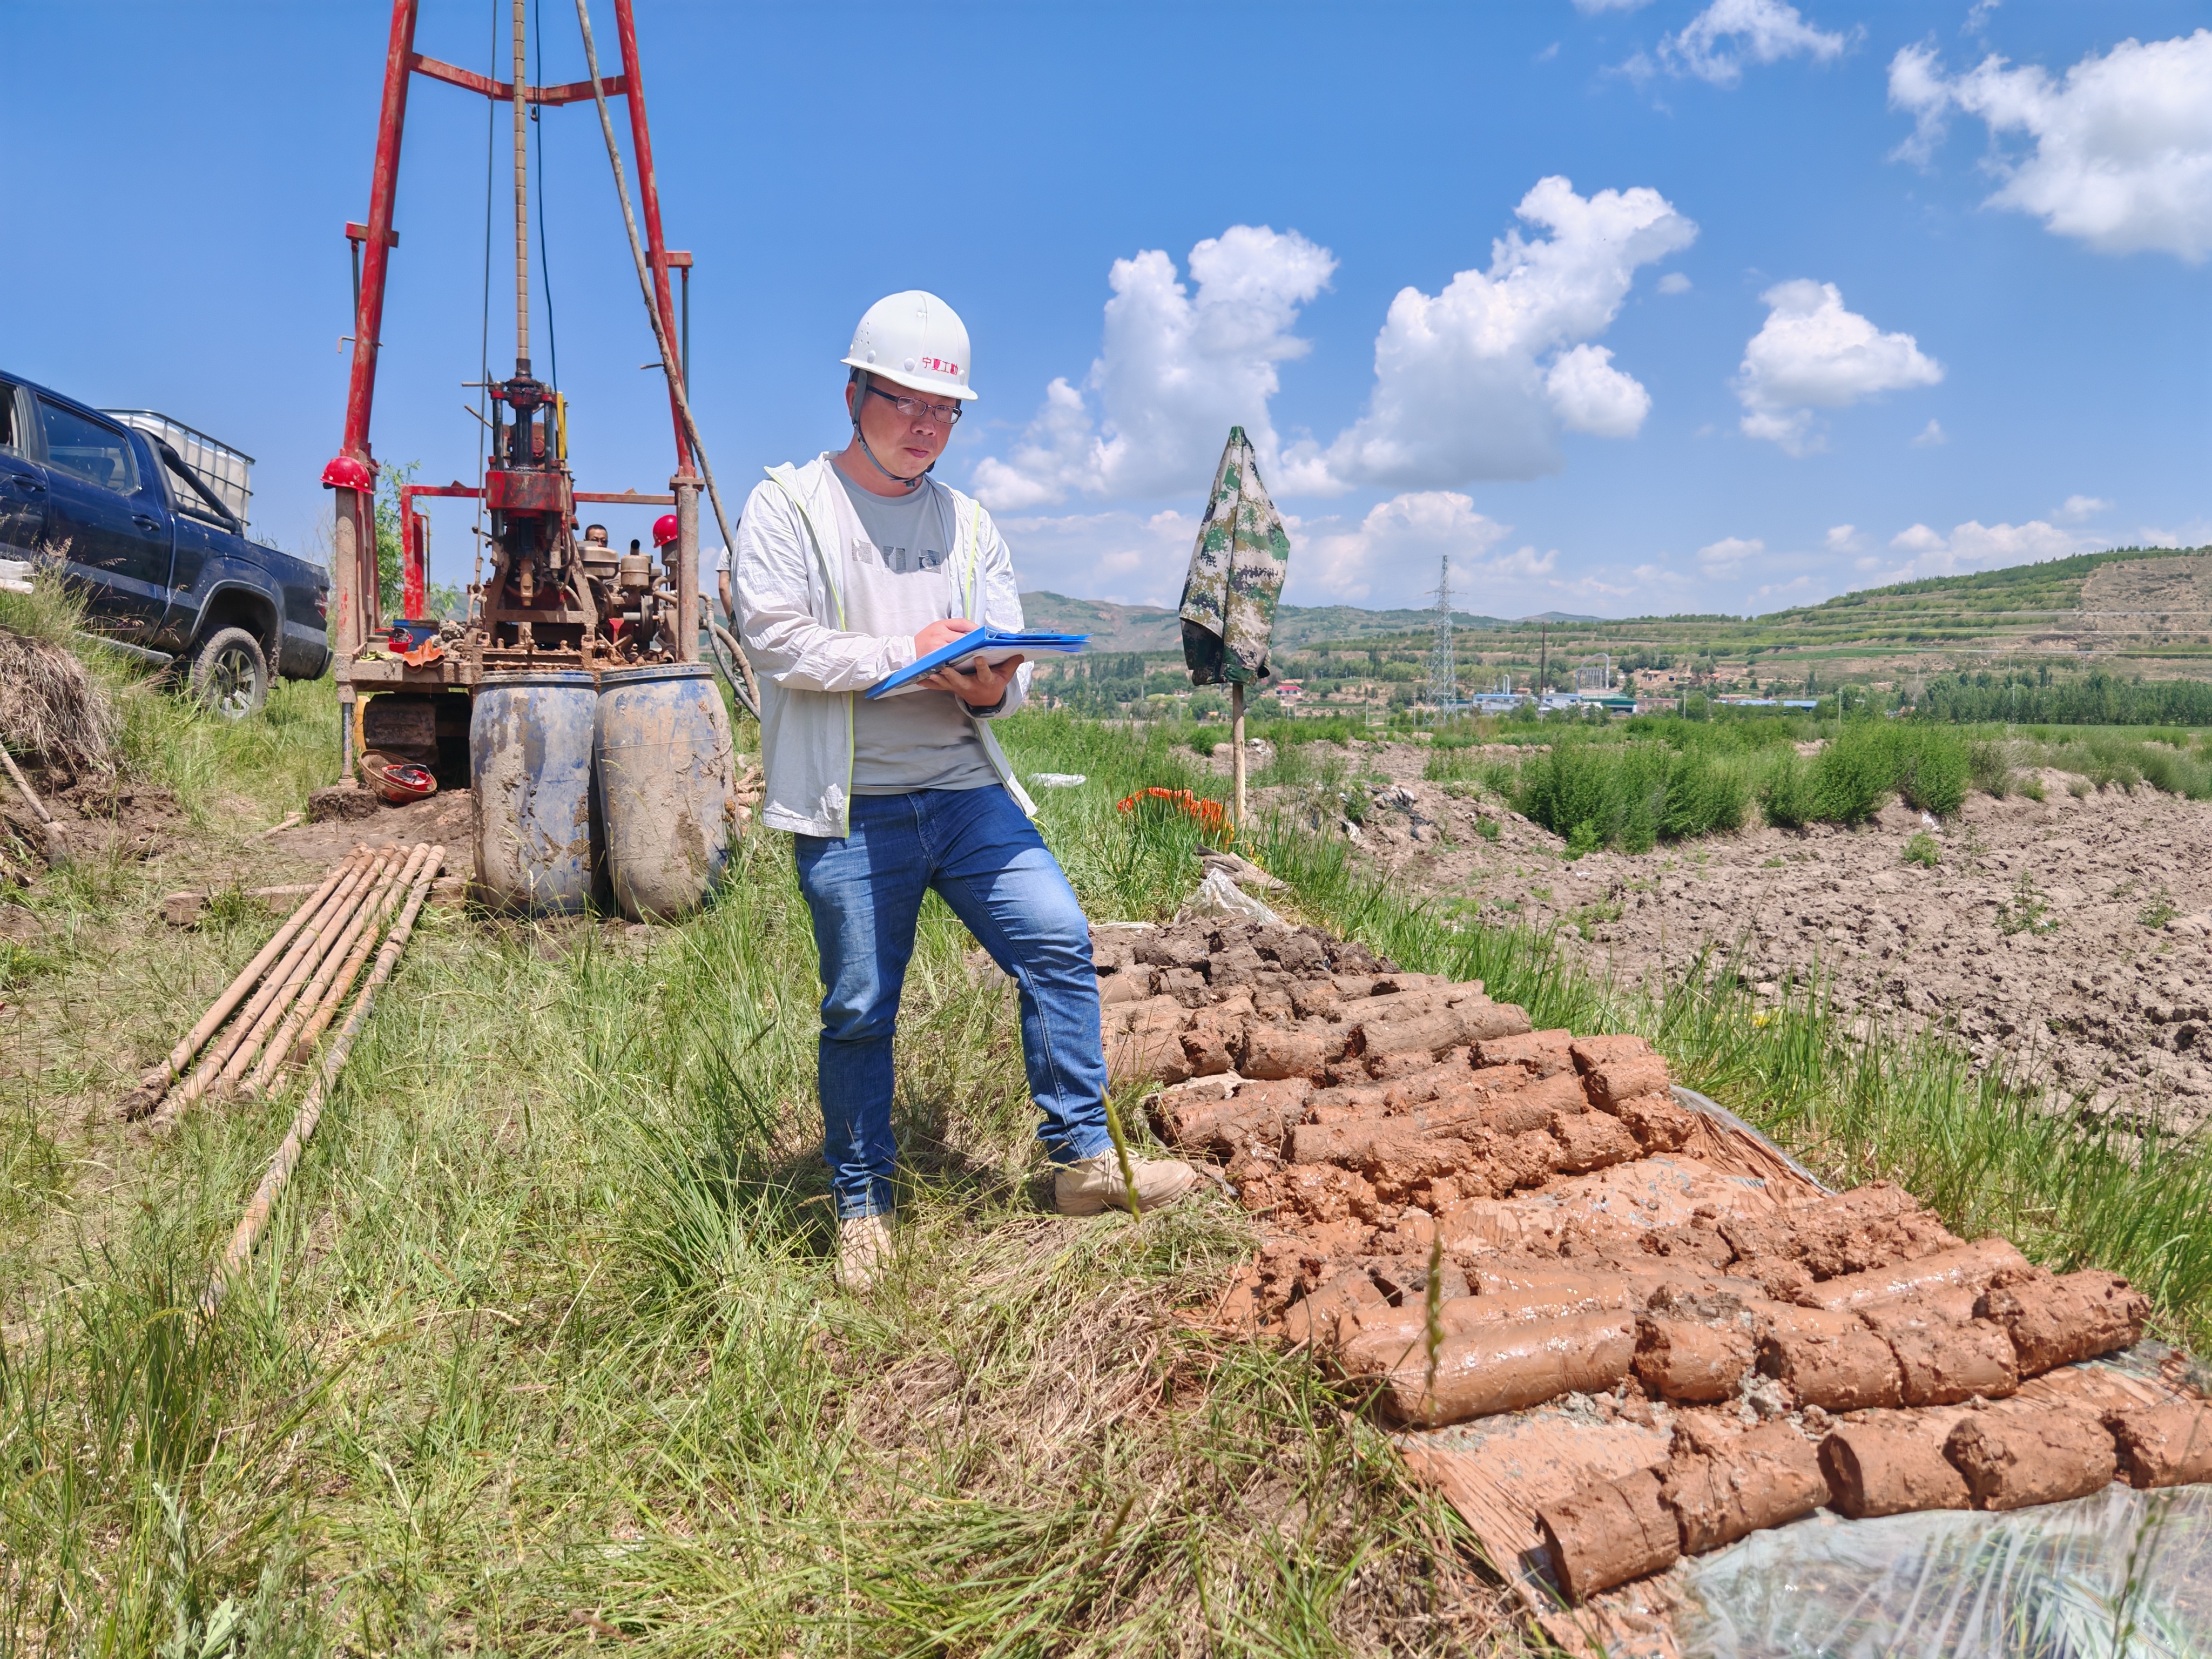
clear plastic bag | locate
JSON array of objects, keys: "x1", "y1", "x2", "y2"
[{"x1": 1675, "y1": 1481, "x2": 2212, "y2": 1658}]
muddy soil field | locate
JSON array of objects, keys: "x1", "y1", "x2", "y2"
[{"x1": 1233, "y1": 744, "x2": 2212, "y2": 1131}]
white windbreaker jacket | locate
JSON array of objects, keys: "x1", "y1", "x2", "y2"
[{"x1": 733, "y1": 455, "x2": 1036, "y2": 838}]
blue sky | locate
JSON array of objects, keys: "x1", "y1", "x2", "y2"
[{"x1": 6, "y1": 0, "x2": 2209, "y2": 618}]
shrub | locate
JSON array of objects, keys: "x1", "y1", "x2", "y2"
[
  {"x1": 1967, "y1": 737, "x2": 2014, "y2": 799},
  {"x1": 1810, "y1": 726, "x2": 1895, "y2": 825},
  {"x1": 1893, "y1": 725, "x2": 1970, "y2": 817},
  {"x1": 1661, "y1": 748, "x2": 1751, "y2": 840},
  {"x1": 1904, "y1": 831, "x2": 1941, "y2": 868},
  {"x1": 1758, "y1": 750, "x2": 1815, "y2": 829},
  {"x1": 1474, "y1": 817, "x2": 1501, "y2": 842}
]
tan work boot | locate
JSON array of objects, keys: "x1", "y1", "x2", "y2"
[
  {"x1": 835, "y1": 1213, "x2": 893, "y2": 1292},
  {"x1": 1054, "y1": 1151, "x2": 1199, "y2": 1216}
]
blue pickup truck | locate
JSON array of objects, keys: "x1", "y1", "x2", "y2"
[{"x1": 0, "y1": 371, "x2": 329, "y2": 716}]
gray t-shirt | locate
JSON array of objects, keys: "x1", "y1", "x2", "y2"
[{"x1": 835, "y1": 469, "x2": 998, "y2": 795}]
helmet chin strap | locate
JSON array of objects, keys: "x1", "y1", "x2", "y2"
[{"x1": 850, "y1": 372, "x2": 928, "y2": 493}]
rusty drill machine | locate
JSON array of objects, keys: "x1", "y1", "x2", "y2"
[{"x1": 323, "y1": 0, "x2": 751, "y2": 916}]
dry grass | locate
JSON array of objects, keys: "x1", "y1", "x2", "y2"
[{"x1": 0, "y1": 625, "x2": 118, "y2": 783}]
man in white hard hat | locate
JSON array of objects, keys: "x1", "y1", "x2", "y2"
[{"x1": 734, "y1": 291, "x2": 1197, "y2": 1291}]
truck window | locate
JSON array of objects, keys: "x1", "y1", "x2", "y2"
[
  {"x1": 38, "y1": 400, "x2": 139, "y2": 494},
  {"x1": 0, "y1": 383, "x2": 19, "y2": 453}
]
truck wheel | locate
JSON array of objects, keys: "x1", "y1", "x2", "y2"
[{"x1": 190, "y1": 627, "x2": 268, "y2": 719}]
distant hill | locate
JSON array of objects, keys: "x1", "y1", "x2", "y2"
[
  {"x1": 1026, "y1": 547, "x2": 2212, "y2": 688},
  {"x1": 1021, "y1": 592, "x2": 1513, "y2": 653}
]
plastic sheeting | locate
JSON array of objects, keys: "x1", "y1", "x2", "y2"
[{"x1": 1676, "y1": 1481, "x2": 2212, "y2": 1658}]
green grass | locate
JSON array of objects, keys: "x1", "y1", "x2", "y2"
[
  {"x1": 1422, "y1": 717, "x2": 1985, "y2": 852},
  {"x1": 7, "y1": 690, "x2": 2212, "y2": 1652}
]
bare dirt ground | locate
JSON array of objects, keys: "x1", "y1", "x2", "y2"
[{"x1": 1237, "y1": 743, "x2": 2212, "y2": 1133}]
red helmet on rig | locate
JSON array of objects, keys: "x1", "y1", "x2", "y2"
[{"x1": 652, "y1": 512, "x2": 681, "y2": 548}]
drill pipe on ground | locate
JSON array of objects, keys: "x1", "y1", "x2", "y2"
[
  {"x1": 246, "y1": 844, "x2": 427, "y2": 1097},
  {"x1": 214, "y1": 849, "x2": 400, "y2": 1094},
  {"x1": 279, "y1": 843, "x2": 438, "y2": 1077},
  {"x1": 155, "y1": 852, "x2": 389, "y2": 1122},
  {"x1": 203, "y1": 845, "x2": 444, "y2": 1315},
  {"x1": 117, "y1": 850, "x2": 369, "y2": 1118}
]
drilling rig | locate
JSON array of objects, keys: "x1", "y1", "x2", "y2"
[{"x1": 322, "y1": 0, "x2": 739, "y2": 915}]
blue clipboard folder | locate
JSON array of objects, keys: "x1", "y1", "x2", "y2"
[{"x1": 865, "y1": 626, "x2": 1088, "y2": 700}]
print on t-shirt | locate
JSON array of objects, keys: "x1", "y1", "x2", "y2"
[{"x1": 853, "y1": 536, "x2": 946, "y2": 576}]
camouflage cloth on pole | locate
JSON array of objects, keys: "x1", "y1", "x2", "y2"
[{"x1": 1179, "y1": 426, "x2": 1290, "y2": 686}]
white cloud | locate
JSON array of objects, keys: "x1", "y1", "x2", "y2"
[
  {"x1": 1288, "y1": 491, "x2": 1513, "y2": 604},
  {"x1": 1910, "y1": 417, "x2": 1948, "y2": 447},
  {"x1": 1696, "y1": 535, "x2": 1767, "y2": 577},
  {"x1": 1657, "y1": 271, "x2": 1693, "y2": 294},
  {"x1": 1825, "y1": 523, "x2": 1861, "y2": 552},
  {"x1": 1660, "y1": 0, "x2": 1856, "y2": 87},
  {"x1": 1545, "y1": 344, "x2": 1653, "y2": 437},
  {"x1": 2139, "y1": 518, "x2": 2212, "y2": 548},
  {"x1": 1887, "y1": 31, "x2": 2212, "y2": 260},
  {"x1": 1283, "y1": 177, "x2": 1695, "y2": 494},
  {"x1": 1964, "y1": 0, "x2": 2000, "y2": 36},
  {"x1": 2055, "y1": 494, "x2": 2111, "y2": 522},
  {"x1": 970, "y1": 225, "x2": 1336, "y2": 510},
  {"x1": 999, "y1": 508, "x2": 1198, "y2": 607},
  {"x1": 1734, "y1": 279, "x2": 1943, "y2": 455}
]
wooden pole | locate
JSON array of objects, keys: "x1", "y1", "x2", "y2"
[
  {"x1": 117, "y1": 849, "x2": 369, "y2": 1118},
  {"x1": 246, "y1": 843, "x2": 426, "y2": 1097},
  {"x1": 1231, "y1": 682, "x2": 1247, "y2": 831},
  {"x1": 203, "y1": 845, "x2": 444, "y2": 1315},
  {"x1": 273, "y1": 842, "x2": 437, "y2": 1085},
  {"x1": 153, "y1": 853, "x2": 388, "y2": 1122}
]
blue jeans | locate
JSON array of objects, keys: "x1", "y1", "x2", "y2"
[{"x1": 794, "y1": 787, "x2": 1113, "y2": 1219}]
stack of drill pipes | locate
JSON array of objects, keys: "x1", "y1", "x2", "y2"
[
  {"x1": 118, "y1": 849, "x2": 368, "y2": 1119},
  {"x1": 210, "y1": 848, "x2": 401, "y2": 1096},
  {"x1": 158, "y1": 851, "x2": 390, "y2": 1121},
  {"x1": 244, "y1": 843, "x2": 429, "y2": 1097},
  {"x1": 278, "y1": 841, "x2": 442, "y2": 1078},
  {"x1": 203, "y1": 844, "x2": 443, "y2": 1315}
]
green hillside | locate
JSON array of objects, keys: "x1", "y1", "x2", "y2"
[{"x1": 1029, "y1": 547, "x2": 2212, "y2": 693}]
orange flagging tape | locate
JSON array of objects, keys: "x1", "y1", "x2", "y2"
[{"x1": 1116, "y1": 786, "x2": 1235, "y2": 843}]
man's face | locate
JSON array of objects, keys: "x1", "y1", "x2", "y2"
[{"x1": 850, "y1": 376, "x2": 956, "y2": 477}]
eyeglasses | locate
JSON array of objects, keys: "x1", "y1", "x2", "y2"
[{"x1": 868, "y1": 385, "x2": 963, "y2": 426}]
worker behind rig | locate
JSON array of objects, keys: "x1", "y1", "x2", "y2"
[{"x1": 734, "y1": 291, "x2": 1197, "y2": 1291}]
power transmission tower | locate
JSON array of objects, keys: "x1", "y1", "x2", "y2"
[{"x1": 1426, "y1": 554, "x2": 1459, "y2": 707}]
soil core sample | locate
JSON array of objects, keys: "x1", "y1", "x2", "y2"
[
  {"x1": 1634, "y1": 1317, "x2": 1755, "y2": 1404},
  {"x1": 1978, "y1": 1270, "x2": 2151, "y2": 1377},
  {"x1": 1818, "y1": 1422, "x2": 1972, "y2": 1518},
  {"x1": 1760, "y1": 1326, "x2": 1906, "y2": 1412},
  {"x1": 1536, "y1": 1467, "x2": 1680, "y2": 1603},
  {"x1": 1884, "y1": 1318, "x2": 2021, "y2": 1406},
  {"x1": 2108, "y1": 1404, "x2": 2212, "y2": 1490},
  {"x1": 1381, "y1": 1312, "x2": 1635, "y2": 1427},
  {"x1": 1661, "y1": 1421, "x2": 1829, "y2": 1553},
  {"x1": 1943, "y1": 1408, "x2": 2118, "y2": 1511}
]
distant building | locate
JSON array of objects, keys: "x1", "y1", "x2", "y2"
[{"x1": 1276, "y1": 680, "x2": 1304, "y2": 702}]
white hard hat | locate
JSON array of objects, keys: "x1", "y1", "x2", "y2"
[{"x1": 841, "y1": 291, "x2": 977, "y2": 401}]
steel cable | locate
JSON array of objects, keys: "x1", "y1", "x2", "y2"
[{"x1": 571, "y1": 0, "x2": 761, "y2": 715}]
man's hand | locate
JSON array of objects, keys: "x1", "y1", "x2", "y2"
[
  {"x1": 912, "y1": 617, "x2": 1019, "y2": 707},
  {"x1": 920, "y1": 651, "x2": 1024, "y2": 707},
  {"x1": 914, "y1": 618, "x2": 978, "y2": 658}
]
